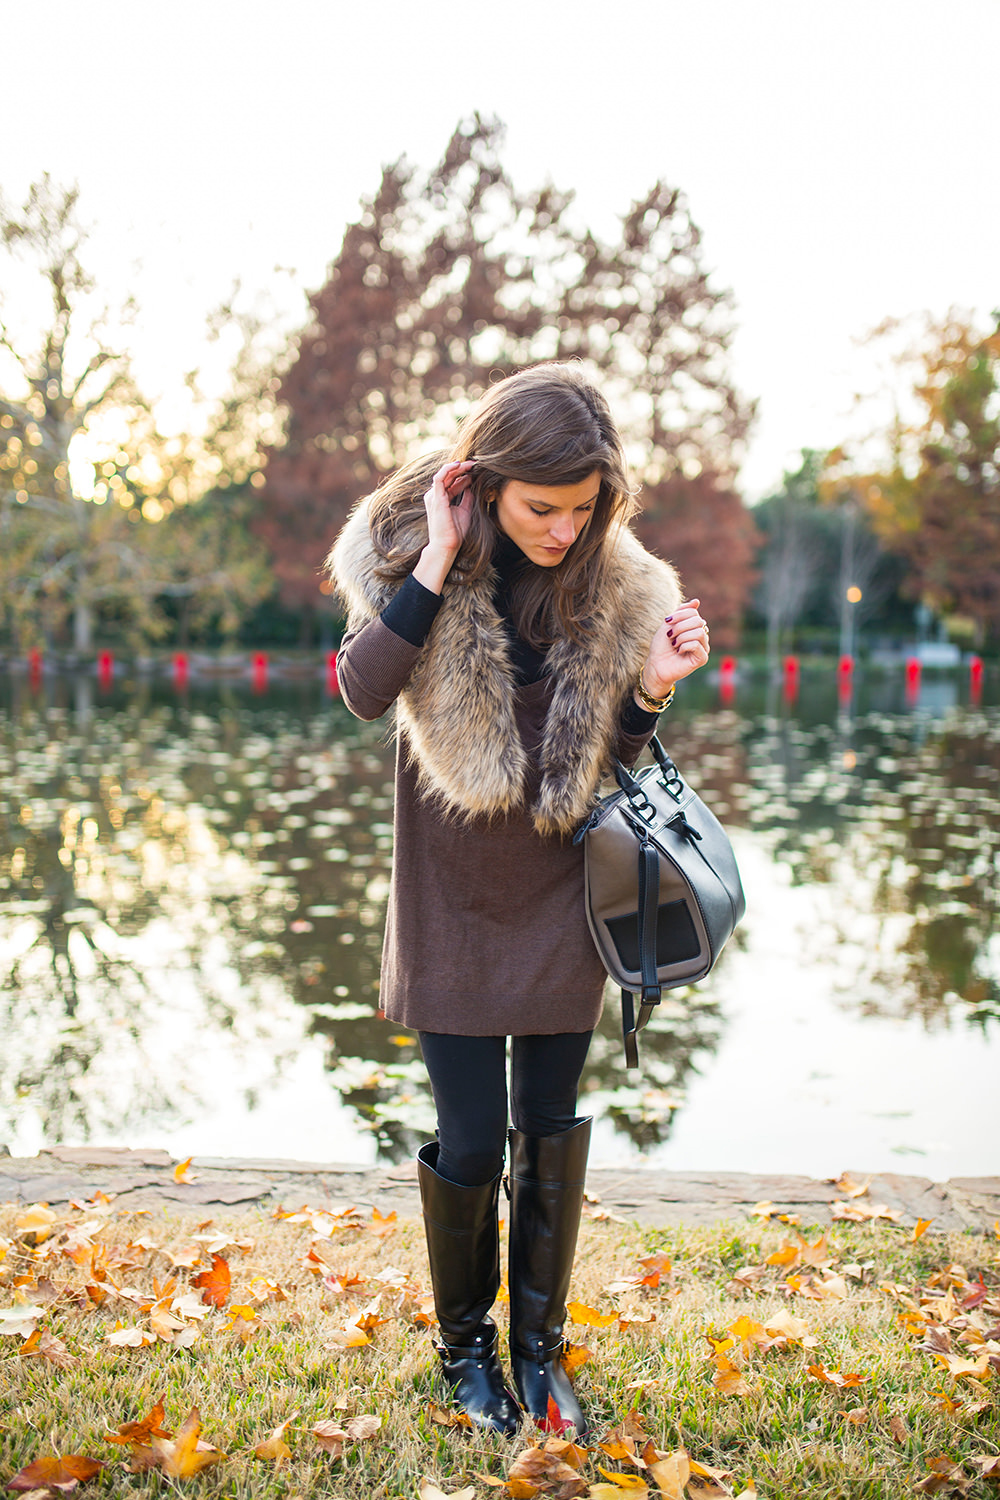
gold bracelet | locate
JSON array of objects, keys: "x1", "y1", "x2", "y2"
[{"x1": 635, "y1": 672, "x2": 676, "y2": 714}]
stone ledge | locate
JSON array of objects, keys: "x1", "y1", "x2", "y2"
[{"x1": 1, "y1": 1152, "x2": 997, "y2": 1232}]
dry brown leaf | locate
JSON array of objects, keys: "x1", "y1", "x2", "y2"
[
  {"x1": 19, "y1": 1328, "x2": 76, "y2": 1368},
  {"x1": 915, "y1": 1453, "x2": 972, "y2": 1495},
  {"x1": 426, "y1": 1402, "x2": 474, "y2": 1430},
  {"x1": 973, "y1": 1455, "x2": 1000, "y2": 1481},
  {"x1": 837, "y1": 1407, "x2": 870, "y2": 1425},
  {"x1": 887, "y1": 1414, "x2": 909, "y2": 1443},
  {"x1": 311, "y1": 1420, "x2": 348, "y2": 1458},
  {"x1": 418, "y1": 1482, "x2": 477, "y2": 1500},
  {"x1": 6, "y1": 1453, "x2": 103, "y2": 1492},
  {"x1": 934, "y1": 1350, "x2": 993, "y2": 1381},
  {"x1": 508, "y1": 1443, "x2": 589, "y2": 1497},
  {"x1": 345, "y1": 1414, "x2": 381, "y2": 1441}
]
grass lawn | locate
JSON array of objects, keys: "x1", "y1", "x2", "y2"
[{"x1": 1, "y1": 1192, "x2": 998, "y2": 1498}]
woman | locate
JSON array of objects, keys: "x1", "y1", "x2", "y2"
[{"x1": 329, "y1": 364, "x2": 710, "y2": 1437}]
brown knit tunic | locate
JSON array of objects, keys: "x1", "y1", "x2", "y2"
[{"x1": 337, "y1": 616, "x2": 657, "y2": 1035}]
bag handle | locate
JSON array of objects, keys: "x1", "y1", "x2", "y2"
[{"x1": 621, "y1": 834, "x2": 662, "y2": 1068}]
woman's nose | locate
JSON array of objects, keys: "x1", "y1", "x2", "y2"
[{"x1": 550, "y1": 515, "x2": 577, "y2": 545}]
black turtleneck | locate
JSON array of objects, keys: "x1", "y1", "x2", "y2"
[{"x1": 377, "y1": 538, "x2": 658, "y2": 733}]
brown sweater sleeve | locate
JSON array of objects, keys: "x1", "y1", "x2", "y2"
[{"x1": 336, "y1": 616, "x2": 424, "y2": 721}]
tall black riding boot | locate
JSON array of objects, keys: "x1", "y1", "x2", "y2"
[
  {"x1": 507, "y1": 1116, "x2": 592, "y2": 1437},
  {"x1": 416, "y1": 1142, "x2": 521, "y2": 1436}
]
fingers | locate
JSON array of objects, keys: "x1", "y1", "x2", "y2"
[
  {"x1": 664, "y1": 598, "x2": 710, "y2": 658},
  {"x1": 428, "y1": 460, "x2": 476, "y2": 505}
]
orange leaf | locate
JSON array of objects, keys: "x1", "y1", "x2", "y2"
[
  {"x1": 105, "y1": 1398, "x2": 171, "y2": 1445},
  {"x1": 933, "y1": 1350, "x2": 992, "y2": 1381},
  {"x1": 191, "y1": 1254, "x2": 230, "y2": 1308},
  {"x1": 915, "y1": 1453, "x2": 971, "y2": 1494},
  {"x1": 173, "y1": 1157, "x2": 198, "y2": 1184},
  {"x1": 426, "y1": 1402, "x2": 474, "y2": 1430},
  {"x1": 765, "y1": 1240, "x2": 800, "y2": 1269},
  {"x1": 566, "y1": 1300, "x2": 619, "y2": 1328},
  {"x1": 806, "y1": 1363, "x2": 868, "y2": 1388},
  {"x1": 370, "y1": 1208, "x2": 398, "y2": 1237},
  {"x1": 712, "y1": 1355, "x2": 751, "y2": 1396},
  {"x1": 637, "y1": 1252, "x2": 672, "y2": 1287},
  {"x1": 837, "y1": 1407, "x2": 870, "y2": 1425},
  {"x1": 912, "y1": 1218, "x2": 934, "y2": 1241},
  {"x1": 560, "y1": 1341, "x2": 593, "y2": 1374},
  {"x1": 595, "y1": 1471, "x2": 650, "y2": 1491},
  {"x1": 7, "y1": 1453, "x2": 103, "y2": 1492},
  {"x1": 151, "y1": 1407, "x2": 226, "y2": 1477}
]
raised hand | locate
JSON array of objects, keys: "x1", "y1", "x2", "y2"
[
  {"x1": 413, "y1": 460, "x2": 478, "y2": 595},
  {"x1": 639, "y1": 598, "x2": 711, "y2": 700}
]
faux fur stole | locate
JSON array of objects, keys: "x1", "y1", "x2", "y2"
[{"x1": 330, "y1": 496, "x2": 682, "y2": 837}]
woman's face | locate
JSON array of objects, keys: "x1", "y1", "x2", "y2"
[{"x1": 492, "y1": 471, "x2": 602, "y2": 567}]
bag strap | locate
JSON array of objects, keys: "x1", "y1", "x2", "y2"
[{"x1": 621, "y1": 834, "x2": 662, "y2": 1068}]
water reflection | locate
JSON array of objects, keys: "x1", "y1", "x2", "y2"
[{"x1": 0, "y1": 671, "x2": 997, "y2": 1166}]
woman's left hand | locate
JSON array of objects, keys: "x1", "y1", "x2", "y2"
[{"x1": 639, "y1": 598, "x2": 711, "y2": 700}]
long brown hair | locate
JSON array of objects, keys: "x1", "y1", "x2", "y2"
[{"x1": 367, "y1": 363, "x2": 639, "y2": 647}]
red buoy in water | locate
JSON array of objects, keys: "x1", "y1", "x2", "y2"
[{"x1": 98, "y1": 650, "x2": 114, "y2": 689}]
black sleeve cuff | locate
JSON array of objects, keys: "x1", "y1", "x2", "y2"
[
  {"x1": 620, "y1": 697, "x2": 659, "y2": 736},
  {"x1": 379, "y1": 574, "x2": 445, "y2": 647}
]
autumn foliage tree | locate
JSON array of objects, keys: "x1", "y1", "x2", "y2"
[
  {"x1": 260, "y1": 115, "x2": 755, "y2": 638},
  {"x1": 0, "y1": 178, "x2": 271, "y2": 651},
  {"x1": 825, "y1": 310, "x2": 1000, "y2": 647}
]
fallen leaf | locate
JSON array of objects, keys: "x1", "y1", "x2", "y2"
[
  {"x1": 105, "y1": 1323, "x2": 155, "y2": 1348},
  {"x1": 591, "y1": 1472, "x2": 649, "y2": 1496},
  {"x1": 544, "y1": 1437, "x2": 589, "y2": 1470},
  {"x1": 713, "y1": 1355, "x2": 751, "y2": 1396},
  {"x1": 508, "y1": 1443, "x2": 589, "y2": 1497},
  {"x1": 647, "y1": 1448, "x2": 691, "y2": 1499},
  {"x1": 426, "y1": 1402, "x2": 474, "y2": 1430},
  {"x1": 541, "y1": 1393, "x2": 576, "y2": 1436},
  {"x1": 254, "y1": 1415, "x2": 298, "y2": 1464},
  {"x1": 566, "y1": 1301, "x2": 619, "y2": 1329},
  {"x1": 19, "y1": 1328, "x2": 76, "y2": 1368},
  {"x1": 311, "y1": 1421, "x2": 348, "y2": 1458},
  {"x1": 15, "y1": 1205, "x2": 58, "y2": 1244},
  {"x1": 973, "y1": 1455, "x2": 1000, "y2": 1481},
  {"x1": 636, "y1": 1253, "x2": 672, "y2": 1286},
  {"x1": 191, "y1": 1254, "x2": 230, "y2": 1308},
  {"x1": 837, "y1": 1407, "x2": 870, "y2": 1425},
  {"x1": 173, "y1": 1157, "x2": 198, "y2": 1184},
  {"x1": 370, "y1": 1208, "x2": 398, "y2": 1237},
  {"x1": 763, "y1": 1310, "x2": 819, "y2": 1347},
  {"x1": 105, "y1": 1398, "x2": 171, "y2": 1445},
  {"x1": 831, "y1": 1171, "x2": 872, "y2": 1197},
  {"x1": 934, "y1": 1351, "x2": 993, "y2": 1381},
  {"x1": 151, "y1": 1408, "x2": 226, "y2": 1477},
  {"x1": 915, "y1": 1453, "x2": 972, "y2": 1495},
  {"x1": 806, "y1": 1362, "x2": 867, "y2": 1389},
  {"x1": 0, "y1": 1304, "x2": 46, "y2": 1338},
  {"x1": 561, "y1": 1342, "x2": 593, "y2": 1374},
  {"x1": 418, "y1": 1482, "x2": 477, "y2": 1500},
  {"x1": 887, "y1": 1414, "x2": 909, "y2": 1443},
  {"x1": 765, "y1": 1240, "x2": 800, "y2": 1269},
  {"x1": 345, "y1": 1414, "x2": 381, "y2": 1441},
  {"x1": 6, "y1": 1454, "x2": 103, "y2": 1493},
  {"x1": 912, "y1": 1218, "x2": 934, "y2": 1241}
]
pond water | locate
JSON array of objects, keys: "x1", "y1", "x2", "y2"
[{"x1": 1, "y1": 668, "x2": 998, "y2": 1180}]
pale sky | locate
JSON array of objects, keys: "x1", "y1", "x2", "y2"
[{"x1": 3, "y1": 0, "x2": 998, "y2": 497}]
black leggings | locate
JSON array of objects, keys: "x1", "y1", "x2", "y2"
[{"x1": 418, "y1": 1031, "x2": 593, "y2": 1187}]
